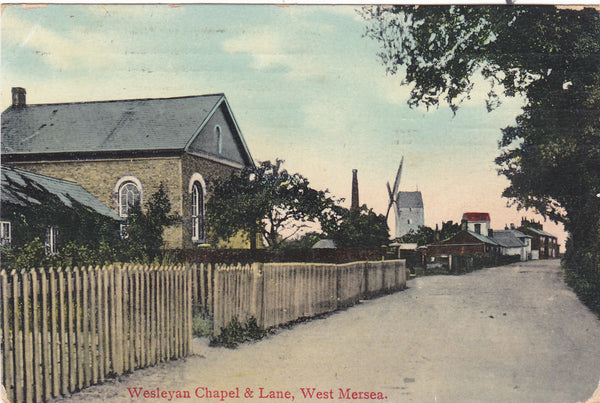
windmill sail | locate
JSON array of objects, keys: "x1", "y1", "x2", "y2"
[{"x1": 385, "y1": 157, "x2": 404, "y2": 221}]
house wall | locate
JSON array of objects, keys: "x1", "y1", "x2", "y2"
[
  {"x1": 180, "y1": 153, "x2": 248, "y2": 249},
  {"x1": 10, "y1": 157, "x2": 184, "y2": 247},
  {"x1": 427, "y1": 243, "x2": 485, "y2": 256},
  {"x1": 396, "y1": 207, "x2": 424, "y2": 237},
  {"x1": 10, "y1": 153, "x2": 250, "y2": 250},
  {"x1": 467, "y1": 221, "x2": 490, "y2": 236}
]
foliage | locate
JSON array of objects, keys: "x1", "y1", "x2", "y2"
[
  {"x1": 1, "y1": 174, "x2": 121, "y2": 269},
  {"x1": 279, "y1": 232, "x2": 324, "y2": 250},
  {"x1": 192, "y1": 312, "x2": 214, "y2": 338},
  {"x1": 363, "y1": 5, "x2": 600, "y2": 313},
  {"x1": 210, "y1": 317, "x2": 266, "y2": 348},
  {"x1": 207, "y1": 160, "x2": 341, "y2": 249},
  {"x1": 121, "y1": 183, "x2": 180, "y2": 263},
  {"x1": 1, "y1": 181, "x2": 179, "y2": 269},
  {"x1": 330, "y1": 206, "x2": 390, "y2": 248},
  {"x1": 397, "y1": 221, "x2": 461, "y2": 246}
]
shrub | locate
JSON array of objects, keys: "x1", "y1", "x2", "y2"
[
  {"x1": 192, "y1": 314, "x2": 214, "y2": 338},
  {"x1": 210, "y1": 317, "x2": 266, "y2": 348}
]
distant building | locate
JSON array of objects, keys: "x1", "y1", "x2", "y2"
[
  {"x1": 312, "y1": 239, "x2": 337, "y2": 249},
  {"x1": 462, "y1": 212, "x2": 491, "y2": 236},
  {"x1": 426, "y1": 230, "x2": 502, "y2": 257},
  {"x1": 492, "y1": 229, "x2": 532, "y2": 261},
  {"x1": 518, "y1": 219, "x2": 559, "y2": 259},
  {"x1": 396, "y1": 191, "x2": 424, "y2": 237}
]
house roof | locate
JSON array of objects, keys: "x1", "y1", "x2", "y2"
[
  {"x1": 312, "y1": 239, "x2": 337, "y2": 249},
  {"x1": 1, "y1": 94, "x2": 254, "y2": 166},
  {"x1": 463, "y1": 212, "x2": 490, "y2": 222},
  {"x1": 1, "y1": 166, "x2": 122, "y2": 221},
  {"x1": 521, "y1": 226, "x2": 557, "y2": 239},
  {"x1": 492, "y1": 230, "x2": 526, "y2": 248},
  {"x1": 398, "y1": 191, "x2": 423, "y2": 208},
  {"x1": 466, "y1": 230, "x2": 500, "y2": 246}
]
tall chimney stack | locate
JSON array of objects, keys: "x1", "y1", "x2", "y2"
[
  {"x1": 12, "y1": 87, "x2": 26, "y2": 108},
  {"x1": 351, "y1": 169, "x2": 359, "y2": 213}
]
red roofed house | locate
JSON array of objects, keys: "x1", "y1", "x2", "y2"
[{"x1": 463, "y1": 212, "x2": 491, "y2": 236}]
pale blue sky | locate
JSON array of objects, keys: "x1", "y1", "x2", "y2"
[{"x1": 1, "y1": 4, "x2": 566, "y2": 244}]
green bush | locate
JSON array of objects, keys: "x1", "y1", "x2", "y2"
[
  {"x1": 210, "y1": 317, "x2": 266, "y2": 348},
  {"x1": 563, "y1": 245, "x2": 600, "y2": 317},
  {"x1": 192, "y1": 314, "x2": 214, "y2": 338}
]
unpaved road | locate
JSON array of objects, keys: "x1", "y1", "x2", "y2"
[{"x1": 55, "y1": 259, "x2": 600, "y2": 403}]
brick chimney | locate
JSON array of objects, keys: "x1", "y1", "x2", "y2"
[
  {"x1": 12, "y1": 87, "x2": 26, "y2": 108},
  {"x1": 351, "y1": 169, "x2": 359, "y2": 213}
]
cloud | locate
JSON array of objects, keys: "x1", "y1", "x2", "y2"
[{"x1": 2, "y1": 13, "x2": 119, "y2": 70}]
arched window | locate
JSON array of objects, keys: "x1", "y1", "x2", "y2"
[
  {"x1": 118, "y1": 181, "x2": 142, "y2": 217},
  {"x1": 191, "y1": 182, "x2": 205, "y2": 243},
  {"x1": 215, "y1": 125, "x2": 223, "y2": 155},
  {"x1": 189, "y1": 173, "x2": 207, "y2": 243}
]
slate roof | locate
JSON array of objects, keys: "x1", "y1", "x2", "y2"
[
  {"x1": 398, "y1": 191, "x2": 424, "y2": 208},
  {"x1": 493, "y1": 230, "x2": 526, "y2": 248},
  {"x1": 466, "y1": 230, "x2": 500, "y2": 246},
  {"x1": 521, "y1": 226, "x2": 557, "y2": 239},
  {"x1": 1, "y1": 94, "x2": 253, "y2": 166},
  {"x1": 312, "y1": 239, "x2": 337, "y2": 249},
  {"x1": 1, "y1": 166, "x2": 122, "y2": 221},
  {"x1": 463, "y1": 212, "x2": 490, "y2": 222}
]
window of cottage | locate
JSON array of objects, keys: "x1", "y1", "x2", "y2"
[
  {"x1": 0, "y1": 221, "x2": 11, "y2": 246},
  {"x1": 191, "y1": 181, "x2": 205, "y2": 243},
  {"x1": 215, "y1": 125, "x2": 223, "y2": 155},
  {"x1": 474, "y1": 223, "x2": 481, "y2": 234},
  {"x1": 45, "y1": 226, "x2": 59, "y2": 256}
]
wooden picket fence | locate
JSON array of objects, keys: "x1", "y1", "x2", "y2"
[
  {"x1": 0, "y1": 265, "x2": 192, "y2": 403},
  {"x1": 210, "y1": 260, "x2": 406, "y2": 334}
]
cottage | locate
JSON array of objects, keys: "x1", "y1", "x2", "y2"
[
  {"x1": 2, "y1": 88, "x2": 255, "y2": 248},
  {"x1": 1, "y1": 166, "x2": 123, "y2": 253},
  {"x1": 462, "y1": 212, "x2": 491, "y2": 236},
  {"x1": 518, "y1": 219, "x2": 559, "y2": 259},
  {"x1": 492, "y1": 229, "x2": 532, "y2": 261},
  {"x1": 426, "y1": 230, "x2": 502, "y2": 257}
]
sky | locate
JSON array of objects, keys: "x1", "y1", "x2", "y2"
[{"x1": 0, "y1": 4, "x2": 567, "y2": 247}]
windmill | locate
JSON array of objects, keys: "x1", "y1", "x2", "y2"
[{"x1": 385, "y1": 156, "x2": 404, "y2": 222}]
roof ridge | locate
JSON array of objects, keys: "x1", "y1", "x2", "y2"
[{"x1": 2, "y1": 93, "x2": 225, "y2": 109}]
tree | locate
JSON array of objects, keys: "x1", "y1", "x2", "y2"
[
  {"x1": 330, "y1": 206, "x2": 390, "y2": 248},
  {"x1": 362, "y1": 6, "x2": 600, "y2": 227},
  {"x1": 397, "y1": 221, "x2": 461, "y2": 246},
  {"x1": 362, "y1": 5, "x2": 600, "y2": 312},
  {"x1": 122, "y1": 183, "x2": 180, "y2": 262},
  {"x1": 207, "y1": 160, "x2": 341, "y2": 249}
]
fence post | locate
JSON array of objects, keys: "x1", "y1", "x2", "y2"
[
  {"x1": 1, "y1": 270, "x2": 15, "y2": 403},
  {"x1": 31, "y1": 269, "x2": 43, "y2": 402}
]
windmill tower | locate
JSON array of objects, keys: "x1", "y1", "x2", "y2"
[{"x1": 386, "y1": 157, "x2": 424, "y2": 238}]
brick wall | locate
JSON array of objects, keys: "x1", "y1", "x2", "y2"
[
  {"x1": 180, "y1": 153, "x2": 246, "y2": 249},
  {"x1": 11, "y1": 153, "x2": 250, "y2": 249}
]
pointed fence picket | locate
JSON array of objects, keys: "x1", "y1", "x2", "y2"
[{"x1": 0, "y1": 264, "x2": 192, "y2": 403}]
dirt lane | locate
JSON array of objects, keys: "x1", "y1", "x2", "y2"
[{"x1": 54, "y1": 259, "x2": 600, "y2": 403}]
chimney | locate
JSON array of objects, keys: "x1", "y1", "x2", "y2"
[
  {"x1": 489, "y1": 229, "x2": 494, "y2": 238},
  {"x1": 12, "y1": 87, "x2": 26, "y2": 108},
  {"x1": 351, "y1": 169, "x2": 359, "y2": 213},
  {"x1": 461, "y1": 217, "x2": 468, "y2": 231},
  {"x1": 510, "y1": 223, "x2": 515, "y2": 230}
]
